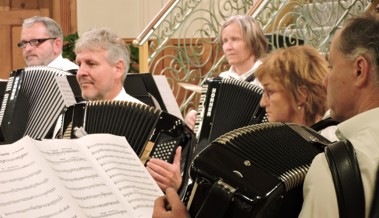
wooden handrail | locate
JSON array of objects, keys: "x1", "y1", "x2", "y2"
[
  {"x1": 133, "y1": 0, "x2": 179, "y2": 46},
  {"x1": 247, "y1": 0, "x2": 265, "y2": 16}
]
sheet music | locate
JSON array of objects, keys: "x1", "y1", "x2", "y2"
[
  {"x1": 0, "y1": 134, "x2": 163, "y2": 218},
  {"x1": 55, "y1": 76, "x2": 77, "y2": 107},
  {"x1": 76, "y1": 134, "x2": 163, "y2": 218},
  {"x1": 0, "y1": 136, "x2": 85, "y2": 218},
  {"x1": 153, "y1": 75, "x2": 183, "y2": 119}
]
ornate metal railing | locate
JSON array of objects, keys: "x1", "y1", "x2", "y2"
[
  {"x1": 256, "y1": 0, "x2": 369, "y2": 53},
  {"x1": 134, "y1": 0, "x2": 371, "y2": 116}
]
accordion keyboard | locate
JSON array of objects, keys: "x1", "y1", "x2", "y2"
[{"x1": 193, "y1": 83, "x2": 208, "y2": 136}]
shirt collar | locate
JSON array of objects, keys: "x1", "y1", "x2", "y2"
[
  {"x1": 337, "y1": 107, "x2": 379, "y2": 140},
  {"x1": 113, "y1": 87, "x2": 144, "y2": 104},
  {"x1": 230, "y1": 60, "x2": 262, "y2": 81},
  {"x1": 48, "y1": 55, "x2": 63, "y2": 67}
]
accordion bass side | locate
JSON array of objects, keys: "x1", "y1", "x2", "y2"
[
  {"x1": 185, "y1": 122, "x2": 330, "y2": 218},
  {"x1": 194, "y1": 77, "x2": 267, "y2": 150},
  {"x1": 61, "y1": 100, "x2": 195, "y2": 163}
]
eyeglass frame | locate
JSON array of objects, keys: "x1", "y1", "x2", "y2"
[
  {"x1": 261, "y1": 88, "x2": 283, "y2": 101},
  {"x1": 17, "y1": 38, "x2": 57, "y2": 49}
]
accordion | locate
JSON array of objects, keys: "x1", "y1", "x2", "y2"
[
  {"x1": 185, "y1": 122, "x2": 330, "y2": 218},
  {"x1": 0, "y1": 66, "x2": 76, "y2": 142},
  {"x1": 194, "y1": 77, "x2": 267, "y2": 151},
  {"x1": 61, "y1": 100, "x2": 195, "y2": 164}
]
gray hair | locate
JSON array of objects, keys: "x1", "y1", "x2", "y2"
[
  {"x1": 22, "y1": 16, "x2": 63, "y2": 41},
  {"x1": 337, "y1": 14, "x2": 379, "y2": 83},
  {"x1": 75, "y1": 27, "x2": 130, "y2": 83},
  {"x1": 220, "y1": 15, "x2": 268, "y2": 60}
]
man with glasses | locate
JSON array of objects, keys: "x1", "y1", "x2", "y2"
[
  {"x1": 18, "y1": 16, "x2": 78, "y2": 140},
  {"x1": 19, "y1": 16, "x2": 78, "y2": 71}
]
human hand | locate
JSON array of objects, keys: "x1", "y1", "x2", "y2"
[
  {"x1": 153, "y1": 187, "x2": 190, "y2": 218},
  {"x1": 184, "y1": 109, "x2": 197, "y2": 130},
  {"x1": 146, "y1": 146, "x2": 182, "y2": 191}
]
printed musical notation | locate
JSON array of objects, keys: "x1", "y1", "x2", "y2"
[{"x1": 0, "y1": 134, "x2": 163, "y2": 218}]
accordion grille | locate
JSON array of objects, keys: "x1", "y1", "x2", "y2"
[{"x1": 212, "y1": 122, "x2": 324, "y2": 191}]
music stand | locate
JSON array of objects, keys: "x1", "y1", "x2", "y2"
[
  {"x1": 124, "y1": 73, "x2": 165, "y2": 110},
  {"x1": 124, "y1": 73, "x2": 183, "y2": 120}
]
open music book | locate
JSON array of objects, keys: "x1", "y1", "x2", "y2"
[{"x1": 0, "y1": 134, "x2": 163, "y2": 218}]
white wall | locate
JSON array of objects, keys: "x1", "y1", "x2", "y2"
[{"x1": 77, "y1": 0, "x2": 169, "y2": 38}]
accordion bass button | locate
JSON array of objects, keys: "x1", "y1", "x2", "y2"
[{"x1": 244, "y1": 160, "x2": 251, "y2": 166}]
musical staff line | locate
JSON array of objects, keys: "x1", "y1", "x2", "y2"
[{"x1": 0, "y1": 178, "x2": 48, "y2": 195}]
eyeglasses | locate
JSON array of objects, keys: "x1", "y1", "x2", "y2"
[
  {"x1": 17, "y1": 38, "x2": 57, "y2": 48},
  {"x1": 262, "y1": 89, "x2": 282, "y2": 100}
]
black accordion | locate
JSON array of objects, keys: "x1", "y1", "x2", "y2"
[
  {"x1": 185, "y1": 122, "x2": 330, "y2": 218},
  {"x1": 61, "y1": 100, "x2": 195, "y2": 164},
  {"x1": 0, "y1": 66, "x2": 76, "y2": 142},
  {"x1": 194, "y1": 77, "x2": 267, "y2": 151}
]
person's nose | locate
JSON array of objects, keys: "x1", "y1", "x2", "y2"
[
  {"x1": 260, "y1": 94, "x2": 268, "y2": 108},
  {"x1": 76, "y1": 65, "x2": 88, "y2": 78},
  {"x1": 223, "y1": 41, "x2": 232, "y2": 51},
  {"x1": 23, "y1": 43, "x2": 34, "y2": 52}
]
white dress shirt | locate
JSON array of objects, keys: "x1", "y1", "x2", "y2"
[
  {"x1": 114, "y1": 87, "x2": 144, "y2": 104},
  {"x1": 299, "y1": 107, "x2": 379, "y2": 218},
  {"x1": 219, "y1": 60, "x2": 262, "y2": 87},
  {"x1": 48, "y1": 54, "x2": 78, "y2": 71}
]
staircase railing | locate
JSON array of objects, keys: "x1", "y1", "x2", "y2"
[
  {"x1": 134, "y1": 0, "x2": 372, "y2": 116},
  {"x1": 133, "y1": 0, "x2": 180, "y2": 73}
]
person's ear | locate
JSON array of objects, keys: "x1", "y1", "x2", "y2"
[
  {"x1": 54, "y1": 38, "x2": 63, "y2": 54},
  {"x1": 297, "y1": 86, "x2": 309, "y2": 105},
  {"x1": 114, "y1": 60, "x2": 125, "y2": 80},
  {"x1": 353, "y1": 56, "x2": 369, "y2": 88}
]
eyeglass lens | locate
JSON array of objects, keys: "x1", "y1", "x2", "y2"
[{"x1": 17, "y1": 38, "x2": 56, "y2": 48}]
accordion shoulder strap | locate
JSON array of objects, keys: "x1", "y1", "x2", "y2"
[
  {"x1": 325, "y1": 139, "x2": 365, "y2": 218},
  {"x1": 370, "y1": 167, "x2": 379, "y2": 218},
  {"x1": 310, "y1": 117, "x2": 339, "y2": 132},
  {"x1": 244, "y1": 73, "x2": 256, "y2": 82}
]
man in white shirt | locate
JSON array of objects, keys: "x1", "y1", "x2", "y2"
[
  {"x1": 75, "y1": 27, "x2": 140, "y2": 103},
  {"x1": 18, "y1": 16, "x2": 78, "y2": 71},
  {"x1": 75, "y1": 28, "x2": 183, "y2": 193},
  {"x1": 299, "y1": 14, "x2": 379, "y2": 218}
]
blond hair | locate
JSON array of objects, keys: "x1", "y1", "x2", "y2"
[{"x1": 255, "y1": 45, "x2": 328, "y2": 125}]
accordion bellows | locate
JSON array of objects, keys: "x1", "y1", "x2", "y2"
[
  {"x1": 0, "y1": 66, "x2": 75, "y2": 142},
  {"x1": 194, "y1": 77, "x2": 267, "y2": 152},
  {"x1": 62, "y1": 100, "x2": 194, "y2": 160},
  {"x1": 186, "y1": 122, "x2": 330, "y2": 218}
]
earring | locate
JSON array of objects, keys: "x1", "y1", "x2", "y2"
[{"x1": 297, "y1": 105, "x2": 302, "y2": 110}]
